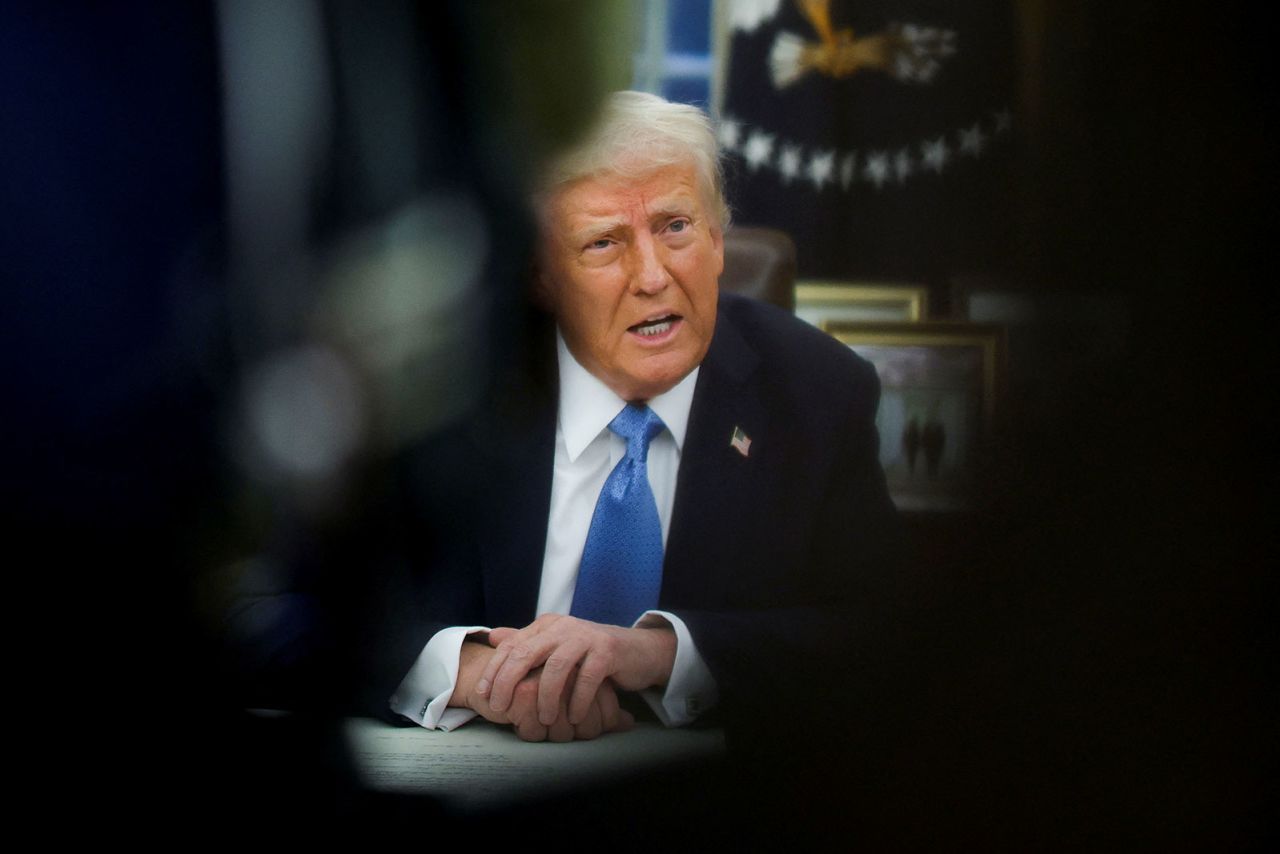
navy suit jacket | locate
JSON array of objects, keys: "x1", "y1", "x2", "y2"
[{"x1": 375, "y1": 292, "x2": 903, "y2": 725}]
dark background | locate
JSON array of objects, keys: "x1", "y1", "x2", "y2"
[{"x1": 3, "y1": 1, "x2": 1270, "y2": 846}]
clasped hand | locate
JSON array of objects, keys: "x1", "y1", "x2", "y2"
[{"x1": 457, "y1": 614, "x2": 676, "y2": 742}]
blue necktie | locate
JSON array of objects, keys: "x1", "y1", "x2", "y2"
[{"x1": 570, "y1": 404, "x2": 666, "y2": 627}]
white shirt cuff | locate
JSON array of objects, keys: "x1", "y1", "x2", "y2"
[
  {"x1": 635, "y1": 610, "x2": 719, "y2": 726},
  {"x1": 388, "y1": 625, "x2": 490, "y2": 730}
]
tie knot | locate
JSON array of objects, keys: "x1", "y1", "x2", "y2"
[{"x1": 609, "y1": 404, "x2": 665, "y2": 461}]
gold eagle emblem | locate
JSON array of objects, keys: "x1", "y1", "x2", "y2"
[{"x1": 770, "y1": 0, "x2": 957, "y2": 88}]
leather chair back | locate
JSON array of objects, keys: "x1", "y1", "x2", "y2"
[{"x1": 719, "y1": 226, "x2": 796, "y2": 312}]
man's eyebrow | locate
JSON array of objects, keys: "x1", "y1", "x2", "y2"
[
  {"x1": 564, "y1": 194, "x2": 700, "y2": 242},
  {"x1": 567, "y1": 217, "x2": 628, "y2": 244},
  {"x1": 647, "y1": 197, "x2": 698, "y2": 219}
]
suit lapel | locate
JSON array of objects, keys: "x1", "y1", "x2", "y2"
[{"x1": 663, "y1": 299, "x2": 766, "y2": 608}]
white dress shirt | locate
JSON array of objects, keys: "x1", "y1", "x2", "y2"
[{"x1": 390, "y1": 332, "x2": 719, "y2": 731}]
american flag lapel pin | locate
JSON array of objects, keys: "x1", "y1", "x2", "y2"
[{"x1": 730, "y1": 425, "x2": 752, "y2": 457}]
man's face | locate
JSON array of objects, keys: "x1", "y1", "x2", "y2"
[{"x1": 538, "y1": 163, "x2": 723, "y2": 402}]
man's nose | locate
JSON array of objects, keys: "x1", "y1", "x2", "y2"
[{"x1": 629, "y1": 233, "x2": 672, "y2": 295}]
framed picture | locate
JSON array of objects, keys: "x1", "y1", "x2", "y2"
[
  {"x1": 794, "y1": 281, "x2": 930, "y2": 328},
  {"x1": 825, "y1": 322, "x2": 1005, "y2": 512}
]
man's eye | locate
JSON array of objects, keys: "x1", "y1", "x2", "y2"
[
  {"x1": 668, "y1": 219, "x2": 689, "y2": 233},
  {"x1": 587, "y1": 238, "x2": 613, "y2": 251}
]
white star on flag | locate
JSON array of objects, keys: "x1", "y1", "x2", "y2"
[
  {"x1": 959, "y1": 122, "x2": 987, "y2": 158},
  {"x1": 729, "y1": 0, "x2": 782, "y2": 33},
  {"x1": 807, "y1": 149, "x2": 835, "y2": 190},
  {"x1": 718, "y1": 118, "x2": 742, "y2": 153},
  {"x1": 863, "y1": 152, "x2": 890, "y2": 189},
  {"x1": 778, "y1": 143, "x2": 802, "y2": 184},
  {"x1": 893, "y1": 148, "x2": 914, "y2": 183},
  {"x1": 839, "y1": 152, "x2": 857, "y2": 190},
  {"x1": 743, "y1": 130, "x2": 775, "y2": 172},
  {"x1": 920, "y1": 135, "x2": 949, "y2": 174}
]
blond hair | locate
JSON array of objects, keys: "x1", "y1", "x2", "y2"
[{"x1": 536, "y1": 90, "x2": 730, "y2": 228}]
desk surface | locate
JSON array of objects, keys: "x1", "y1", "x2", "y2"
[{"x1": 344, "y1": 717, "x2": 726, "y2": 810}]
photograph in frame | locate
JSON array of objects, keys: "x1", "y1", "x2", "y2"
[{"x1": 826, "y1": 322, "x2": 1004, "y2": 512}]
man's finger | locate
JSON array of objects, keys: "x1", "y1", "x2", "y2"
[
  {"x1": 486, "y1": 627, "x2": 516, "y2": 647},
  {"x1": 503, "y1": 671, "x2": 544, "y2": 738},
  {"x1": 474, "y1": 642, "x2": 511, "y2": 702},
  {"x1": 512, "y1": 716, "x2": 548, "y2": 742},
  {"x1": 598, "y1": 684, "x2": 634, "y2": 733},
  {"x1": 546, "y1": 712, "x2": 575, "y2": 743},
  {"x1": 481, "y1": 618, "x2": 570, "y2": 710},
  {"x1": 568, "y1": 649, "x2": 611, "y2": 724},
  {"x1": 483, "y1": 635, "x2": 546, "y2": 711},
  {"x1": 573, "y1": 692, "x2": 604, "y2": 740},
  {"x1": 596, "y1": 681, "x2": 631, "y2": 733},
  {"x1": 476, "y1": 623, "x2": 545, "y2": 704},
  {"x1": 536, "y1": 639, "x2": 590, "y2": 725}
]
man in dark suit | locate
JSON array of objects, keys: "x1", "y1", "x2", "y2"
[{"x1": 385, "y1": 91, "x2": 901, "y2": 743}]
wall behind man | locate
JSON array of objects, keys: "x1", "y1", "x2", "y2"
[
  {"x1": 877, "y1": 1, "x2": 1271, "y2": 846},
  {"x1": 661, "y1": 0, "x2": 1271, "y2": 844}
]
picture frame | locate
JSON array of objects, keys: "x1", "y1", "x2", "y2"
[
  {"x1": 794, "y1": 281, "x2": 930, "y2": 328},
  {"x1": 825, "y1": 321, "x2": 1005, "y2": 512}
]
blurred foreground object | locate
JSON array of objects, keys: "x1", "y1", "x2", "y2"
[
  {"x1": 215, "y1": 0, "x2": 632, "y2": 714},
  {"x1": 2, "y1": 0, "x2": 629, "y2": 828}
]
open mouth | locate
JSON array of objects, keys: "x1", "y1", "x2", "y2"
[{"x1": 628, "y1": 314, "x2": 680, "y2": 337}]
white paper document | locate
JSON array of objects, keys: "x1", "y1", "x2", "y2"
[{"x1": 344, "y1": 718, "x2": 726, "y2": 809}]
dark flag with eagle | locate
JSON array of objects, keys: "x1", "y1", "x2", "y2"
[{"x1": 720, "y1": 0, "x2": 1017, "y2": 280}]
